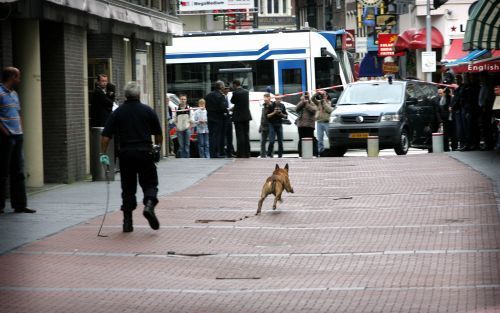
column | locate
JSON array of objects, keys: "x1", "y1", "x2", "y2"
[{"x1": 13, "y1": 19, "x2": 44, "y2": 187}]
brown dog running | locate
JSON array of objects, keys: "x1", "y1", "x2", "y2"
[{"x1": 256, "y1": 163, "x2": 295, "y2": 215}]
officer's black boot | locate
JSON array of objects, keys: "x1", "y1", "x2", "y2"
[
  {"x1": 123, "y1": 211, "x2": 133, "y2": 232},
  {"x1": 143, "y1": 200, "x2": 160, "y2": 230}
]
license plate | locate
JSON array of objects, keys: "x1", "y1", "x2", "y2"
[{"x1": 349, "y1": 132, "x2": 369, "y2": 139}]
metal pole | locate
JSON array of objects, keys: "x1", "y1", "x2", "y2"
[
  {"x1": 322, "y1": 0, "x2": 326, "y2": 30},
  {"x1": 425, "y1": 0, "x2": 432, "y2": 82}
]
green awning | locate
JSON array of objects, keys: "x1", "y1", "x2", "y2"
[{"x1": 463, "y1": 0, "x2": 500, "y2": 50}]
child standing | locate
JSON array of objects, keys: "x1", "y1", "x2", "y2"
[{"x1": 194, "y1": 99, "x2": 210, "y2": 158}]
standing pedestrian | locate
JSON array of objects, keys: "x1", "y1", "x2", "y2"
[
  {"x1": 165, "y1": 94, "x2": 176, "y2": 156},
  {"x1": 100, "y1": 81, "x2": 162, "y2": 232},
  {"x1": 296, "y1": 92, "x2": 318, "y2": 157},
  {"x1": 231, "y1": 79, "x2": 252, "y2": 158},
  {"x1": 452, "y1": 75, "x2": 466, "y2": 150},
  {"x1": 194, "y1": 98, "x2": 210, "y2": 158},
  {"x1": 90, "y1": 74, "x2": 116, "y2": 127},
  {"x1": 438, "y1": 88, "x2": 457, "y2": 151},
  {"x1": 222, "y1": 84, "x2": 235, "y2": 158},
  {"x1": 175, "y1": 93, "x2": 193, "y2": 158},
  {"x1": 0, "y1": 67, "x2": 36, "y2": 214},
  {"x1": 478, "y1": 71, "x2": 495, "y2": 150},
  {"x1": 205, "y1": 80, "x2": 227, "y2": 158},
  {"x1": 312, "y1": 90, "x2": 333, "y2": 155},
  {"x1": 266, "y1": 94, "x2": 287, "y2": 158},
  {"x1": 259, "y1": 93, "x2": 272, "y2": 158}
]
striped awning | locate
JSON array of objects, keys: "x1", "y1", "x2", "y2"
[{"x1": 463, "y1": 0, "x2": 500, "y2": 50}]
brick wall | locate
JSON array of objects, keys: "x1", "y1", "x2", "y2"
[{"x1": 40, "y1": 21, "x2": 86, "y2": 183}]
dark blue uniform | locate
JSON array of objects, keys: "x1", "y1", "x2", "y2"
[{"x1": 102, "y1": 99, "x2": 162, "y2": 212}]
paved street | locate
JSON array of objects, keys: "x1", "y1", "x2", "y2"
[{"x1": 1, "y1": 151, "x2": 500, "y2": 313}]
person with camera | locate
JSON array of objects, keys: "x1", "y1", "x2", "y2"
[
  {"x1": 312, "y1": 90, "x2": 333, "y2": 156},
  {"x1": 266, "y1": 94, "x2": 287, "y2": 158},
  {"x1": 296, "y1": 92, "x2": 318, "y2": 157},
  {"x1": 100, "y1": 81, "x2": 163, "y2": 233}
]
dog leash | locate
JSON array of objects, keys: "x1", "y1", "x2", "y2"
[{"x1": 97, "y1": 165, "x2": 110, "y2": 238}]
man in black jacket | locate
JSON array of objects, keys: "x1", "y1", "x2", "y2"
[
  {"x1": 205, "y1": 80, "x2": 227, "y2": 158},
  {"x1": 91, "y1": 74, "x2": 116, "y2": 127},
  {"x1": 231, "y1": 80, "x2": 252, "y2": 158},
  {"x1": 100, "y1": 81, "x2": 163, "y2": 233}
]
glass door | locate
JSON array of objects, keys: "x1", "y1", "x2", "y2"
[{"x1": 278, "y1": 60, "x2": 306, "y2": 104}]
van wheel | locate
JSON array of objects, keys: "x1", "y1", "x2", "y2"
[
  {"x1": 331, "y1": 146, "x2": 347, "y2": 157},
  {"x1": 394, "y1": 129, "x2": 409, "y2": 155}
]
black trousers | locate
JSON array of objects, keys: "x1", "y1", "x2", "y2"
[
  {"x1": 297, "y1": 127, "x2": 318, "y2": 157},
  {"x1": 0, "y1": 134, "x2": 27, "y2": 210},
  {"x1": 208, "y1": 119, "x2": 224, "y2": 158},
  {"x1": 234, "y1": 121, "x2": 250, "y2": 157},
  {"x1": 119, "y1": 150, "x2": 158, "y2": 212},
  {"x1": 223, "y1": 115, "x2": 234, "y2": 157}
]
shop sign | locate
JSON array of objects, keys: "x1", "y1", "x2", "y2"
[
  {"x1": 383, "y1": 62, "x2": 399, "y2": 73},
  {"x1": 451, "y1": 61, "x2": 500, "y2": 73},
  {"x1": 378, "y1": 34, "x2": 404, "y2": 57},
  {"x1": 345, "y1": 29, "x2": 356, "y2": 50},
  {"x1": 179, "y1": 0, "x2": 253, "y2": 12},
  {"x1": 356, "y1": 37, "x2": 368, "y2": 53}
]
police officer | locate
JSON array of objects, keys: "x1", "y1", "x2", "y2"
[{"x1": 100, "y1": 81, "x2": 163, "y2": 232}]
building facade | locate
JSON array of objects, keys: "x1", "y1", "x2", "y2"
[{"x1": 0, "y1": 0, "x2": 182, "y2": 186}]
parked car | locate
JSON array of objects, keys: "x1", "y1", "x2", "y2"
[{"x1": 328, "y1": 79, "x2": 441, "y2": 157}]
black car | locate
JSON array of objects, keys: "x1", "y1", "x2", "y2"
[{"x1": 328, "y1": 79, "x2": 441, "y2": 157}]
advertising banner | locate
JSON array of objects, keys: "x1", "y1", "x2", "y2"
[
  {"x1": 378, "y1": 34, "x2": 404, "y2": 57},
  {"x1": 179, "y1": 0, "x2": 254, "y2": 12}
]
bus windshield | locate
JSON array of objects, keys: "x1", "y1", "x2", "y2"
[{"x1": 337, "y1": 82, "x2": 404, "y2": 105}]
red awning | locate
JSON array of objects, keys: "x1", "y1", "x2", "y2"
[
  {"x1": 394, "y1": 27, "x2": 445, "y2": 52},
  {"x1": 442, "y1": 38, "x2": 468, "y2": 62}
]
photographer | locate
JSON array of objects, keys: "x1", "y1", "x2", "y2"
[
  {"x1": 312, "y1": 90, "x2": 333, "y2": 155},
  {"x1": 296, "y1": 92, "x2": 318, "y2": 157},
  {"x1": 265, "y1": 94, "x2": 287, "y2": 158}
]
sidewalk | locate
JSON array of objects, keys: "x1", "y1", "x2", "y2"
[
  {"x1": 0, "y1": 158, "x2": 230, "y2": 254},
  {"x1": 0, "y1": 151, "x2": 499, "y2": 313}
]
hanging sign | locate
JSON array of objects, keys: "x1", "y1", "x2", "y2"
[{"x1": 422, "y1": 51, "x2": 437, "y2": 72}]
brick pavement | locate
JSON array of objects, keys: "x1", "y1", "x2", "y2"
[{"x1": 1, "y1": 154, "x2": 500, "y2": 312}]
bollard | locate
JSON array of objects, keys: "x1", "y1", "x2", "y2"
[
  {"x1": 432, "y1": 132, "x2": 444, "y2": 153},
  {"x1": 367, "y1": 136, "x2": 379, "y2": 157},
  {"x1": 90, "y1": 127, "x2": 115, "y2": 181},
  {"x1": 301, "y1": 137, "x2": 313, "y2": 159}
]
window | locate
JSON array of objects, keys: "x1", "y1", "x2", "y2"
[{"x1": 263, "y1": 0, "x2": 291, "y2": 14}]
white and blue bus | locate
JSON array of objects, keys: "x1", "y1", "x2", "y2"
[{"x1": 165, "y1": 28, "x2": 354, "y2": 104}]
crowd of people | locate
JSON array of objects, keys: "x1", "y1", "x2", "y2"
[
  {"x1": 166, "y1": 81, "x2": 336, "y2": 159},
  {"x1": 438, "y1": 71, "x2": 499, "y2": 152}
]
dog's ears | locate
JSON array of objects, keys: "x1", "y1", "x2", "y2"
[
  {"x1": 275, "y1": 164, "x2": 280, "y2": 170},
  {"x1": 285, "y1": 163, "x2": 289, "y2": 171}
]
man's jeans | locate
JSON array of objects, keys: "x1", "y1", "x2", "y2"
[
  {"x1": 317, "y1": 122, "x2": 329, "y2": 153},
  {"x1": 177, "y1": 129, "x2": 191, "y2": 158},
  {"x1": 267, "y1": 124, "x2": 283, "y2": 157},
  {"x1": 0, "y1": 134, "x2": 27, "y2": 210}
]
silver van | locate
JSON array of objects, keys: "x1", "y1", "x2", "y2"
[{"x1": 327, "y1": 79, "x2": 441, "y2": 156}]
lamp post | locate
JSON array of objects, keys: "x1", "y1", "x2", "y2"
[{"x1": 425, "y1": 0, "x2": 432, "y2": 82}]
